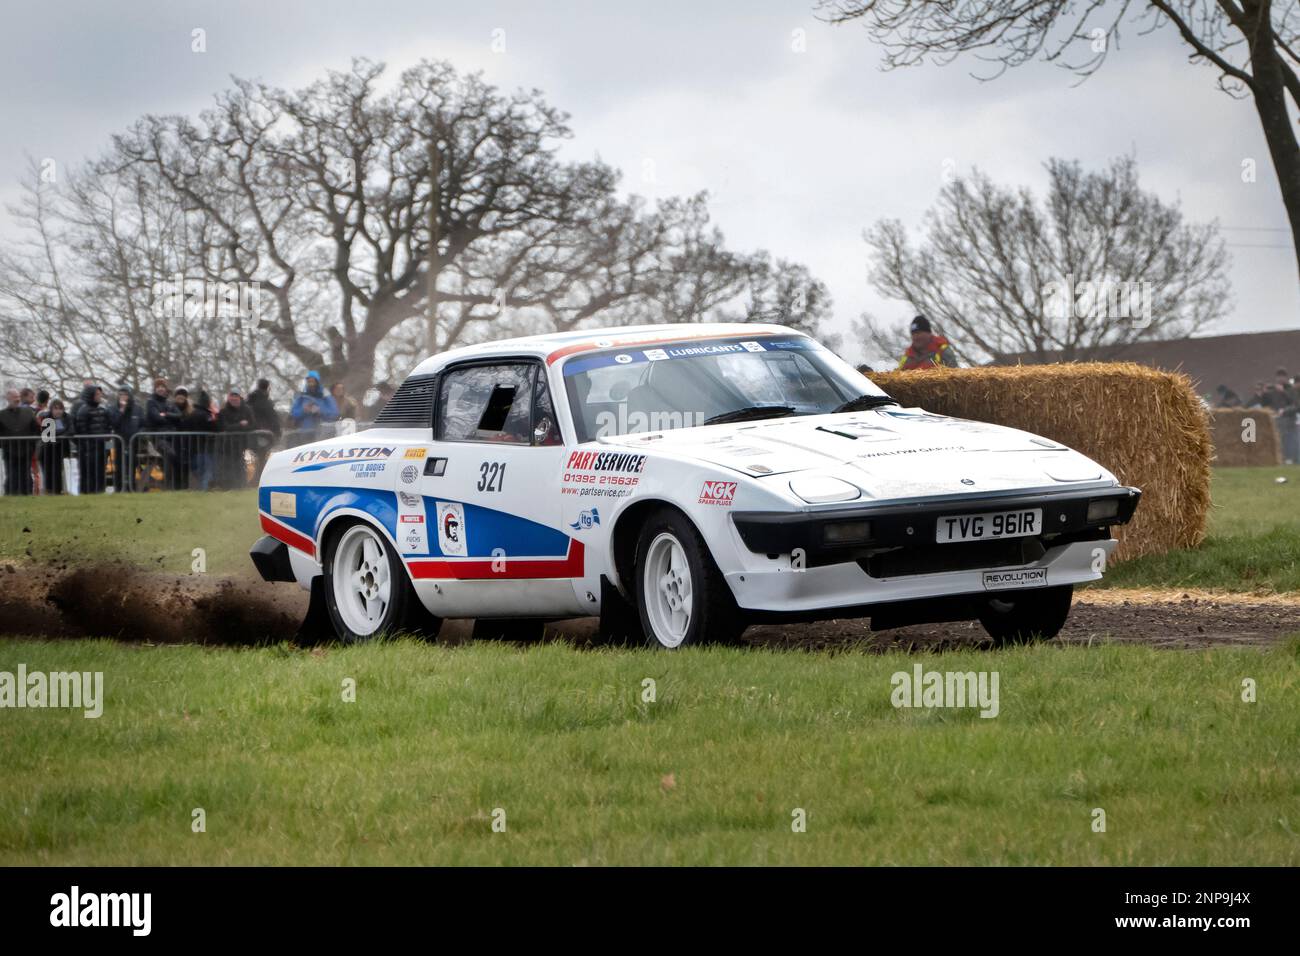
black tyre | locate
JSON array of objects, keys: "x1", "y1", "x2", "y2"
[
  {"x1": 322, "y1": 520, "x2": 442, "y2": 643},
  {"x1": 633, "y1": 507, "x2": 744, "y2": 649},
  {"x1": 977, "y1": 584, "x2": 1073, "y2": 645},
  {"x1": 598, "y1": 575, "x2": 645, "y2": 646}
]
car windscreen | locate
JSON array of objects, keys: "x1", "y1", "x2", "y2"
[{"x1": 561, "y1": 335, "x2": 891, "y2": 442}]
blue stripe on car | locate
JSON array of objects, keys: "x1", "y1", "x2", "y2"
[{"x1": 259, "y1": 486, "x2": 570, "y2": 559}]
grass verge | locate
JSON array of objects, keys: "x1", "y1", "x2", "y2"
[{"x1": 2, "y1": 638, "x2": 1297, "y2": 865}]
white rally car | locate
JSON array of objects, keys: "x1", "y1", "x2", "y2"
[{"x1": 251, "y1": 323, "x2": 1140, "y2": 648}]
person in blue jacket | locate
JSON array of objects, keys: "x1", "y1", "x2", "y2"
[{"x1": 290, "y1": 371, "x2": 339, "y2": 440}]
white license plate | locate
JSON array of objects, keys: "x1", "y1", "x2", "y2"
[{"x1": 935, "y1": 508, "x2": 1042, "y2": 543}]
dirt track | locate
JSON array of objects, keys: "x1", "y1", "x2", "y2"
[{"x1": 2, "y1": 562, "x2": 1297, "y2": 650}]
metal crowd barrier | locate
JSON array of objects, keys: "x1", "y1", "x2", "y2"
[
  {"x1": 0, "y1": 433, "x2": 127, "y2": 496},
  {"x1": 2, "y1": 422, "x2": 379, "y2": 495},
  {"x1": 280, "y1": 418, "x2": 373, "y2": 448},
  {"x1": 127, "y1": 429, "x2": 278, "y2": 492}
]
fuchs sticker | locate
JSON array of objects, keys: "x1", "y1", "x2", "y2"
[
  {"x1": 436, "y1": 502, "x2": 466, "y2": 556},
  {"x1": 982, "y1": 568, "x2": 1048, "y2": 591},
  {"x1": 698, "y1": 481, "x2": 738, "y2": 506},
  {"x1": 269, "y1": 491, "x2": 296, "y2": 517},
  {"x1": 569, "y1": 508, "x2": 600, "y2": 531},
  {"x1": 403, "y1": 447, "x2": 428, "y2": 459},
  {"x1": 397, "y1": 488, "x2": 428, "y2": 554}
]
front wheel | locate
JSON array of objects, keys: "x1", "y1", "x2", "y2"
[
  {"x1": 978, "y1": 584, "x2": 1073, "y2": 645},
  {"x1": 323, "y1": 521, "x2": 441, "y2": 642},
  {"x1": 633, "y1": 508, "x2": 744, "y2": 649}
]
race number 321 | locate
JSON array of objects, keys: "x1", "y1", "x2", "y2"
[{"x1": 478, "y1": 461, "x2": 505, "y2": 492}]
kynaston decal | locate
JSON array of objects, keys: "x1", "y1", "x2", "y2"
[{"x1": 292, "y1": 446, "x2": 395, "y2": 471}]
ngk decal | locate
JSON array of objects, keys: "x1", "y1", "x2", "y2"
[{"x1": 698, "y1": 481, "x2": 738, "y2": 506}]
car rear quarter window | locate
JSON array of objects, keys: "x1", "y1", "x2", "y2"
[{"x1": 373, "y1": 374, "x2": 437, "y2": 427}]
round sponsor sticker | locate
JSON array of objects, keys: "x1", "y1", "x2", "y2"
[
  {"x1": 400, "y1": 465, "x2": 419, "y2": 484},
  {"x1": 614, "y1": 353, "x2": 632, "y2": 364}
]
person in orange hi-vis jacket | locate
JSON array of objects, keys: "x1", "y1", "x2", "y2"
[{"x1": 897, "y1": 315, "x2": 959, "y2": 371}]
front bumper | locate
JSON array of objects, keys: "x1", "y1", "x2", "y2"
[
  {"x1": 730, "y1": 486, "x2": 1140, "y2": 568},
  {"x1": 250, "y1": 534, "x2": 297, "y2": 583}
]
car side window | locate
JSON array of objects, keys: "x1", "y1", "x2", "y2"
[
  {"x1": 532, "y1": 371, "x2": 563, "y2": 446},
  {"x1": 437, "y1": 363, "x2": 536, "y2": 444}
]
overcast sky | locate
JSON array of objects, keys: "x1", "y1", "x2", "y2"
[{"x1": 2, "y1": 0, "x2": 1295, "y2": 366}]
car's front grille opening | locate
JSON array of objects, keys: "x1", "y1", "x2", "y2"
[{"x1": 860, "y1": 536, "x2": 1047, "y2": 578}]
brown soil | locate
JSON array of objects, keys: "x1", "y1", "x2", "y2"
[
  {"x1": 1, "y1": 562, "x2": 306, "y2": 645},
  {"x1": 2, "y1": 563, "x2": 1296, "y2": 650}
]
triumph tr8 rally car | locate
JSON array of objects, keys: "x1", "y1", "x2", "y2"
[{"x1": 251, "y1": 323, "x2": 1140, "y2": 648}]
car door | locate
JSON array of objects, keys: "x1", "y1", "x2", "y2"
[{"x1": 405, "y1": 358, "x2": 583, "y2": 618}]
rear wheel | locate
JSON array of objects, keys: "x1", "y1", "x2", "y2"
[
  {"x1": 633, "y1": 507, "x2": 744, "y2": 649},
  {"x1": 323, "y1": 521, "x2": 442, "y2": 643},
  {"x1": 978, "y1": 584, "x2": 1073, "y2": 645}
]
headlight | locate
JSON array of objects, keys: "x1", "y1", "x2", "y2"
[
  {"x1": 1086, "y1": 498, "x2": 1120, "y2": 522},
  {"x1": 789, "y1": 475, "x2": 862, "y2": 503},
  {"x1": 823, "y1": 520, "x2": 871, "y2": 546}
]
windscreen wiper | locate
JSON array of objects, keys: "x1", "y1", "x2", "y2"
[
  {"x1": 831, "y1": 394, "x2": 898, "y2": 414},
  {"x1": 703, "y1": 405, "x2": 797, "y2": 426}
]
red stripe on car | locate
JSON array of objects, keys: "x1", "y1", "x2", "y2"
[
  {"x1": 406, "y1": 541, "x2": 585, "y2": 579},
  {"x1": 260, "y1": 513, "x2": 316, "y2": 559}
]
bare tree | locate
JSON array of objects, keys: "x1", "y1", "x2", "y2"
[
  {"x1": 0, "y1": 159, "x2": 277, "y2": 395},
  {"x1": 86, "y1": 59, "x2": 830, "y2": 397},
  {"x1": 820, "y1": 0, "x2": 1300, "y2": 279},
  {"x1": 856, "y1": 156, "x2": 1231, "y2": 364}
]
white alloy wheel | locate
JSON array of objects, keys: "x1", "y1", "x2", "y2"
[
  {"x1": 643, "y1": 531, "x2": 694, "y2": 648},
  {"x1": 331, "y1": 524, "x2": 393, "y2": 637}
]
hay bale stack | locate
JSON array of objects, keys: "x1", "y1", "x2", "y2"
[
  {"x1": 866, "y1": 363, "x2": 1212, "y2": 560},
  {"x1": 1208, "y1": 407, "x2": 1281, "y2": 467}
]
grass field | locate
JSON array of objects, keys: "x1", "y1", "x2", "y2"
[
  {"x1": 2, "y1": 465, "x2": 1298, "y2": 590},
  {"x1": 2, "y1": 466, "x2": 1297, "y2": 865},
  {"x1": 1100, "y1": 465, "x2": 1300, "y2": 592},
  {"x1": 2, "y1": 637, "x2": 1297, "y2": 865}
]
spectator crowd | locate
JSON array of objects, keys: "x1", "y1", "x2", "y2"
[
  {"x1": 1225, "y1": 367, "x2": 1300, "y2": 464},
  {"x1": 0, "y1": 370, "x2": 381, "y2": 496}
]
